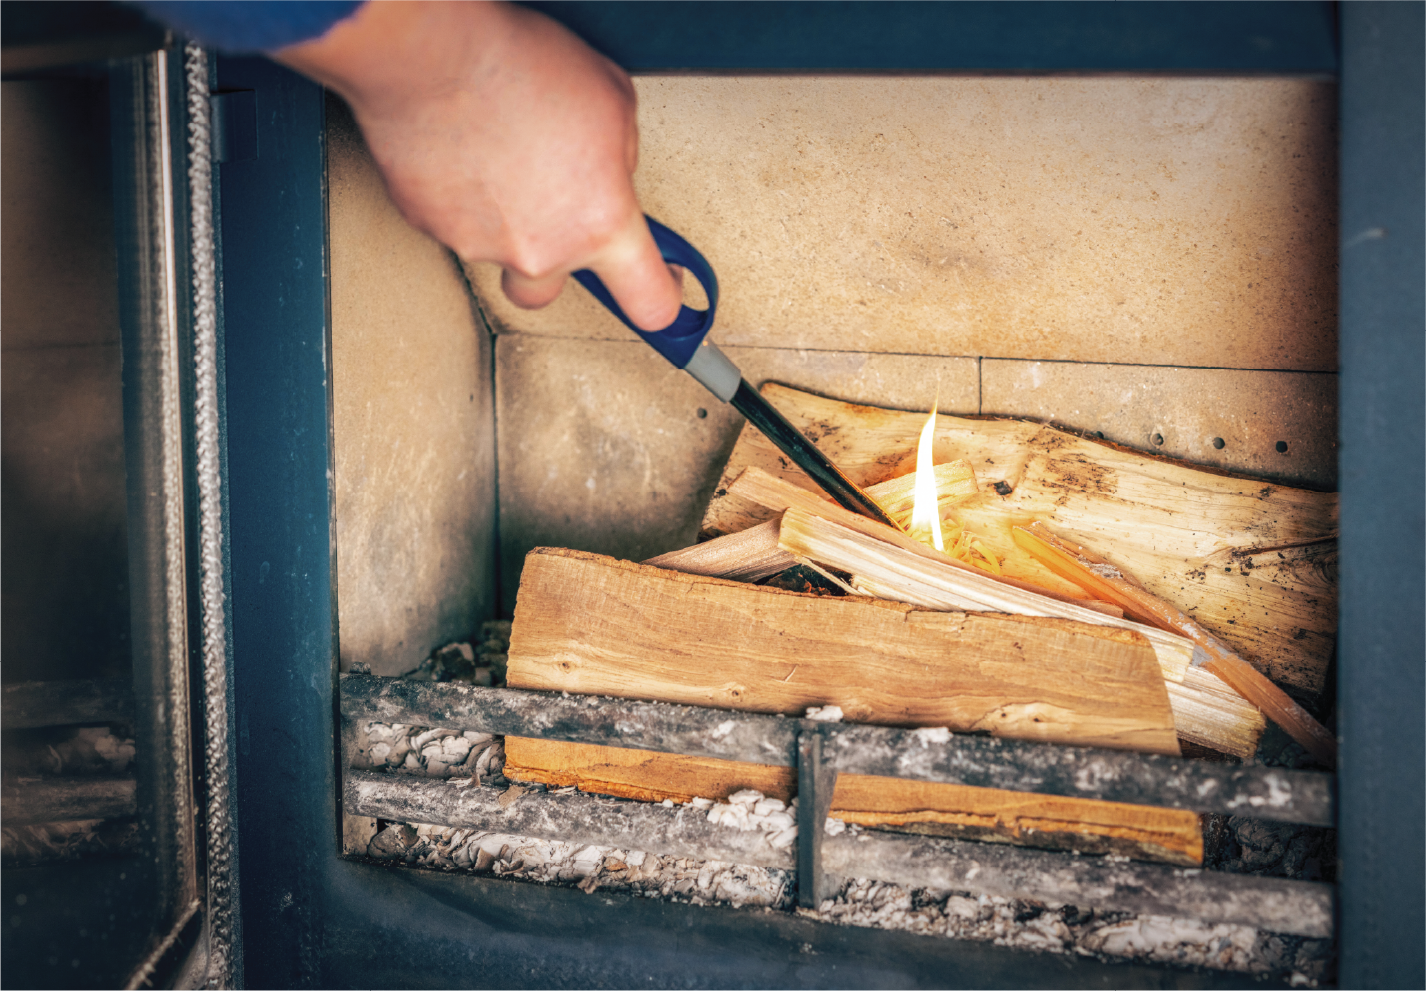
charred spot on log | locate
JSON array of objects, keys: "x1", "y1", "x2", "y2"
[
  {"x1": 759, "y1": 564, "x2": 848, "y2": 596},
  {"x1": 1014, "y1": 900, "x2": 1046, "y2": 922},
  {"x1": 992, "y1": 480, "x2": 1013, "y2": 496}
]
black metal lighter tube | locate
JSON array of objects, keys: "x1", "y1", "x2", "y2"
[{"x1": 730, "y1": 380, "x2": 901, "y2": 530}]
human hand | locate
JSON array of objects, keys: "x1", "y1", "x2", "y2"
[{"x1": 275, "y1": 0, "x2": 682, "y2": 331}]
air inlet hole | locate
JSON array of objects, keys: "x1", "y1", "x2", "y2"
[
  {"x1": 1275, "y1": 441, "x2": 1288, "y2": 453},
  {"x1": 1212, "y1": 437, "x2": 1226, "y2": 450},
  {"x1": 1151, "y1": 433, "x2": 1164, "y2": 447}
]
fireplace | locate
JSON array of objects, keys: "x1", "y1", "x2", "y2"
[{"x1": 2, "y1": 3, "x2": 1421, "y2": 988}]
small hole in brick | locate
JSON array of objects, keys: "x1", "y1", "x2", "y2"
[
  {"x1": 1093, "y1": 431, "x2": 1104, "y2": 439},
  {"x1": 1275, "y1": 440, "x2": 1288, "y2": 453},
  {"x1": 696, "y1": 408, "x2": 708, "y2": 419},
  {"x1": 1212, "y1": 437, "x2": 1225, "y2": 450},
  {"x1": 1151, "y1": 433, "x2": 1164, "y2": 446}
]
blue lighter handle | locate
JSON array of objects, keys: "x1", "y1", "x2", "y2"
[{"x1": 571, "y1": 216, "x2": 719, "y2": 370}]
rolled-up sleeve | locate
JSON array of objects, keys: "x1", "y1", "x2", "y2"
[{"x1": 131, "y1": 1, "x2": 366, "y2": 52}]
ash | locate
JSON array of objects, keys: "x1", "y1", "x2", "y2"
[
  {"x1": 354, "y1": 627, "x2": 1332, "y2": 985},
  {"x1": 1, "y1": 725, "x2": 138, "y2": 867}
]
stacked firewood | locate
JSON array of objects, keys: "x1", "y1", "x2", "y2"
[{"x1": 500, "y1": 386, "x2": 1338, "y2": 866}]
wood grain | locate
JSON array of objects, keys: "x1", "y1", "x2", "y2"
[
  {"x1": 508, "y1": 547, "x2": 1179, "y2": 754},
  {"x1": 503, "y1": 737, "x2": 1202, "y2": 865},
  {"x1": 1011, "y1": 522, "x2": 1335, "y2": 768},
  {"x1": 701, "y1": 383, "x2": 1337, "y2": 696},
  {"x1": 643, "y1": 459, "x2": 980, "y2": 582},
  {"x1": 775, "y1": 505, "x2": 1265, "y2": 758}
]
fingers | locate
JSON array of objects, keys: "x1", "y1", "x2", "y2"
[
  {"x1": 584, "y1": 213, "x2": 684, "y2": 332},
  {"x1": 501, "y1": 267, "x2": 567, "y2": 311}
]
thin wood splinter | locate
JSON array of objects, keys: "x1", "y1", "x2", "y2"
[{"x1": 1011, "y1": 521, "x2": 1336, "y2": 768}]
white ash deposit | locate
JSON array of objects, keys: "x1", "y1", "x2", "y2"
[
  {"x1": 353, "y1": 721, "x2": 506, "y2": 782},
  {"x1": 2, "y1": 725, "x2": 139, "y2": 866},
  {"x1": 353, "y1": 634, "x2": 1332, "y2": 984}
]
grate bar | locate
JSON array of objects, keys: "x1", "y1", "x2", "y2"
[
  {"x1": 340, "y1": 674, "x2": 1334, "y2": 824},
  {"x1": 1, "y1": 777, "x2": 138, "y2": 826},
  {"x1": 1, "y1": 679, "x2": 136, "y2": 731},
  {"x1": 345, "y1": 769, "x2": 1333, "y2": 937},
  {"x1": 346, "y1": 769, "x2": 789, "y2": 869}
]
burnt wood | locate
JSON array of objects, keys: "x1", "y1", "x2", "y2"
[
  {"x1": 345, "y1": 769, "x2": 790, "y2": 870},
  {"x1": 1, "y1": 679, "x2": 135, "y2": 730},
  {"x1": 346, "y1": 768, "x2": 1332, "y2": 938},
  {"x1": 341, "y1": 673, "x2": 799, "y2": 767},
  {"x1": 340, "y1": 674, "x2": 1334, "y2": 825},
  {"x1": 822, "y1": 724, "x2": 1334, "y2": 827},
  {"x1": 822, "y1": 828, "x2": 1333, "y2": 939},
  {"x1": 1, "y1": 776, "x2": 137, "y2": 826}
]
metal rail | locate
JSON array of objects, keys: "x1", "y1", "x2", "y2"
[
  {"x1": 340, "y1": 674, "x2": 1335, "y2": 934},
  {"x1": 2, "y1": 777, "x2": 138, "y2": 826},
  {"x1": 1, "y1": 679, "x2": 135, "y2": 731},
  {"x1": 342, "y1": 674, "x2": 1335, "y2": 823}
]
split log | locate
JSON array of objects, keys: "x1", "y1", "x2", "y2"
[
  {"x1": 753, "y1": 485, "x2": 1200, "y2": 681},
  {"x1": 643, "y1": 460, "x2": 982, "y2": 583},
  {"x1": 1013, "y1": 522, "x2": 1334, "y2": 767},
  {"x1": 503, "y1": 737, "x2": 1203, "y2": 865},
  {"x1": 770, "y1": 501, "x2": 1264, "y2": 758},
  {"x1": 643, "y1": 519, "x2": 790, "y2": 582},
  {"x1": 1168, "y1": 667, "x2": 1266, "y2": 760},
  {"x1": 700, "y1": 383, "x2": 1337, "y2": 698},
  {"x1": 508, "y1": 547, "x2": 1180, "y2": 754}
]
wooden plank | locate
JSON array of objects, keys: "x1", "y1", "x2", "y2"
[
  {"x1": 1167, "y1": 668, "x2": 1266, "y2": 761},
  {"x1": 762, "y1": 496, "x2": 1198, "y2": 683},
  {"x1": 701, "y1": 383, "x2": 1337, "y2": 696},
  {"x1": 503, "y1": 737, "x2": 1202, "y2": 865},
  {"x1": 508, "y1": 548, "x2": 1180, "y2": 754},
  {"x1": 1013, "y1": 522, "x2": 1335, "y2": 767}
]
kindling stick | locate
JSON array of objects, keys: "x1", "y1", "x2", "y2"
[{"x1": 1012, "y1": 522, "x2": 1337, "y2": 768}]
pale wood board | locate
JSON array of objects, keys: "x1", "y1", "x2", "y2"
[
  {"x1": 702, "y1": 384, "x2": 1337, "y2": 696},
  {"x1": 1012, "y1": 521, "x2": 1333, "y2": 766},
  {"x1": 503, "y1": 737, "x2": 1202, "y2": 865},
  {"x1": 643, "y1": 459, "x2": 979, "y2": 582},
  {"x1": 508, "y1": 548, "x2": 1179, "y2": 754}
]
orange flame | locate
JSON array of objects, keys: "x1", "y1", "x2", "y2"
[{"x1": 909, "y1": 400, "x2": 943, "y2": 550}]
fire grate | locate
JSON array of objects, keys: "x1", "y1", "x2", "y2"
[{"x1": 339, "y1": 674, "x2": 1334, "y2": 938}]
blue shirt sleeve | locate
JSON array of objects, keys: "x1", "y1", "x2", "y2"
[{"x1": 131, "y1": 1, "x2": 366, "y2": 53}]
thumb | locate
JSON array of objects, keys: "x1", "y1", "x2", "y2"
[{"x1": 586, "y1": 214, "x2": 684, "y2": 332}]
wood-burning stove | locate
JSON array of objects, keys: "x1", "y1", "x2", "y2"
[{"x1": 3, "y1": 3, "x2": 1420, "y2": 987}]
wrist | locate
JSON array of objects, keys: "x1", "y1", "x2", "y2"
[{"x1": 274, "y1": 0, "x2": 515, "y2": 111}]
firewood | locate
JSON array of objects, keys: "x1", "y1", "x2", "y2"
[
  {"x1": 746, "y1": 477, "x2": 1199, "y2": 681},
  {"x1": 773, "y1": 505, "x2": 1265, "y2": 758},
  {"x1": 702, "y1": 383, "x2": 1337, "y2": 699},
  {"x1": 1012, "y1": 522, "x2": 1335, "y2": 767},
  {"x1": 643, "y1": 519, "x2": 790, "y2": 582},
  {"x1": 643, "y1": 460, "x2": 981, "y2": 582},
  {"x1": 503, "y1": 737, "x2": 1203, "y2": 865},
  {"x1": 727, "y1": 465, "x2": 1119, "y2": 609},
  {"x1": 508, "y1": 547, "x2": 1180, "y2": 754},
  {"x1": 1167, "y1": 666, "x2": 1266, "y2": 760}
]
